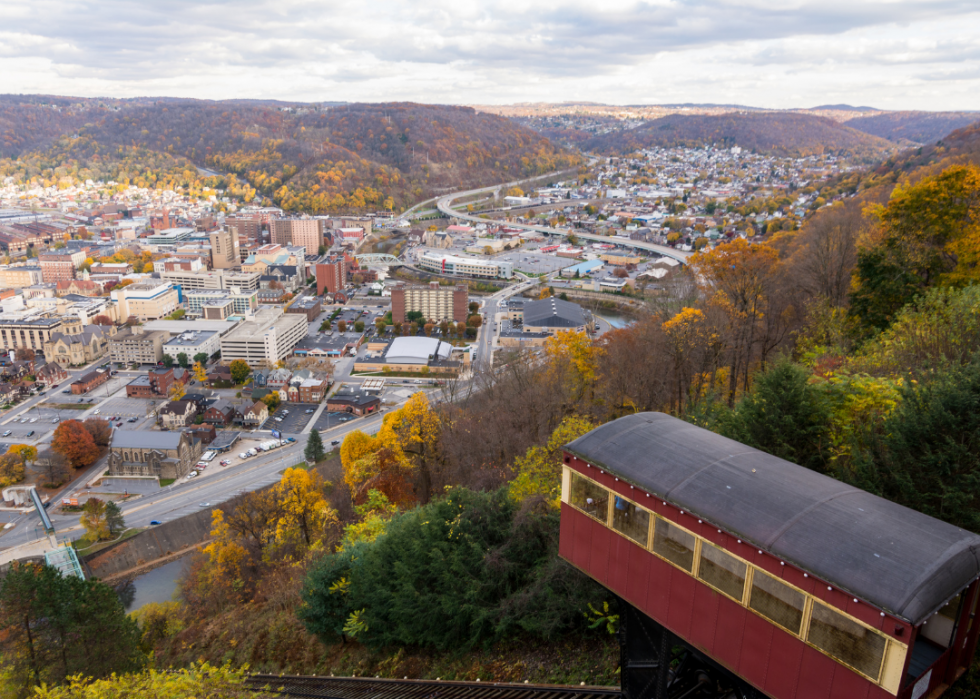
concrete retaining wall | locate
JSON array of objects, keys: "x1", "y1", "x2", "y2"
[{"x1": 82, "y1": 507, "x2": 214, "y2": 579}]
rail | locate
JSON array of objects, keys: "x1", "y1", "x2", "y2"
[{"x1": 246, "y1": 674, "x2": 622, "y2": 699}]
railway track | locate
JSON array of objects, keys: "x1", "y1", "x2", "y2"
[{"x1": 246, "y1": 674, "x2": 622, "y2": 699}]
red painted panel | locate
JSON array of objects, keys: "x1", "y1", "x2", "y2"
[
  {"x1": 763, "y1": 628, "x2": 806, "y2": 699},
  {"x1": 569, "y1": 507, "x2": 593, "y2": 572},
  {"x1": 755, "y1": 553, "x2": 785, "y2": 577},
  {"x1": 847, "y1": 598, "x2": 885, "y2": 631},
  {"x1": 829, "y1": 664, "x2": 871, "y2": 699},
  {"x1": 713, "y1": 597, "x2": 747, "y2": 673},
  {"x1": 644, "y1": 554, "x2": 672, "y2": 622},
  {"x1": 607, "y1": 533, "x2": 630, "y2": 594},
  {"x1": 589, "y1": 521, "x2": 612, "y2": 585},
  {"x1": 795, "y1": 647, "x2": 836, "y2": 699},
  {"x1": 624, "y1": 545, "x2": 651, "y2": 609},
  {"x1": 700, "y1": 524, "x2": 725, "y2": 547},
  {"x1": 781, "y1": 565, "x2": 816, "y2": 595},
  {"x1": 559, "y1": 503, "x2": 574, "y2": 562},
  {"x1": 667, "y1": 566, "x2": 696, "y2": 639},
  {"x1": 689, "y1": 582, "x2": 720, "y2": 654},
  {"x1": 740, "y1": 608, "x2": 775, "y2": 690}
]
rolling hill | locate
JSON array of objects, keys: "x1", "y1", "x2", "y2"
[
  {"x1": 581, "y1": 111, "x2": 894, "y2": 158},
  {"x1": 843, "y1": 111, "x2": 980, "y2": 145},
  {"x1": 0, "y1": 97, "x2": 580, "y2": 213}
]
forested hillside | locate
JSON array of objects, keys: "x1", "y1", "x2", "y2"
[
  {"x1": 845, "y1": 110, "x2": 980, "y2": 144},
  {"x1": 582, "y1": 111, "x2": 893, "y2": 157},
  {"x1": 0, "y1": 97, "x2": 580, "y2": 213}
]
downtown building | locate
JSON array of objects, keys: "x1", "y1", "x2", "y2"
[{"x1": 391, "y1": 282, "x2": 468, "y2": 324}]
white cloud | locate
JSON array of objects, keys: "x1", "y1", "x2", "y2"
[{"x1": 0, "y1": 1, "x2": 978, "y2": 108}]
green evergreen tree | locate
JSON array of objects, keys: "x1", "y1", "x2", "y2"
[
  {"x1": 193, "y1": 352, "x2": 209, "y2": 365},
  {"x1": 305, "y1": 429, "x2": 325, "y2": 464},
  {"x1": 105, "y1": 501, "x2": 125, "y2": 536},
  {"x1": 855, "y1": 358, "x2": 980, "y2": 532},
  {"x1": 722, "y1": 359, "x2": 831, "y2": 473},
  {"x1": 177, "y1": 352, "x2": 189, "y2": 368},
  {"x1": 162, "y1": 355, "x2": 174, "y2": 368},
  {"x1": 0, "y1": 562, "x2": 144, "y2": 692}
]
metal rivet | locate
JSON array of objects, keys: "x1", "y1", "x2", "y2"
[
  {"x1": 853, "y1": 599, "x2": 858, "y2": 603},
  {"x1": 880, "y1": 612, "x2": 885, "y2": 617},
  {"x1": 828, "y1": 586, "x2": 832, "y2": 591},
  {"x1": 646, "y1": 494, "x2": 650, "y2": 497},
  {"x1": 737, "y1": 539, "x2": 741, "y2": 544},
  {"x1": 780, "y1": 562, "x2": 785, "y2": 566},
  {"x1": 663, "y1": 501, "x2": 667, "y2": 505},
  {"x1": 698, "y1": 519, "x2": 702, "y2": 523},
  {"x1": 804, "y1": 574, "x2": 808, "y2": 578},
  {"x1": 758, "y1": 550, "x2": 762, "y2": 555},
  {"x1": 680, "y1": 511, "x2": 684, "y2": 515},
  {"x1": 630, "y1": 485, "x2": 634, "y2": 489}
]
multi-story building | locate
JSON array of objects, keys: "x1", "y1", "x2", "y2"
[
  {"x1": 391, "y1": 282, "x2": 468, "y2": 323},
  {"x1": 145, "y1": 227, "x2": 195, "y2": 246},
  {"x1": 158, "y1": 258, "x2": 205, "y2": 273},
  {"x1": 0, "y1": 314, "x2": 64, "y2": 352},
  {"x1": 108, "y1": 327, "x2": 171, "y2": 365},
  {"x1": 286, "y1": 295, "x2": 322, "y2": 322},
  {"x1": 125, "y1": 367, "x2": 176, "y2": 398},
  {"x1": 418, "y1": 252, "x2": 514, "y2": 279},
  {"x1": 185, "y1": 289, "x2": 257, "y2": 318},
  {"x1": 209, "y1": 228, "x2": 241, "y2": 269},
  {"x1": 39, "y1": 251, "x2": 82, "y2": 283},
  {"x1": 111, "y1": 282, "x2": 179, "y2": 321},
  {"x1": 0, "y1": 266, "x2": 43, "y2": 289},
  {"x1": 315, "y1": 255, "x2": 347, "y2": 295},
  {"x1": 219, "y1": 306, "x2": 307, "y2": 364},
  {"x1": 271, "y1": 218, "x2": 322, "y2": 255},
  {"x1": 159, "y1": 269, "x2": 261, "y2": 292},
  {"x1": 162, "y1": 330, "x2": 221, "y2": 363},
  {"x1": 336, "y1": 227, "x2": 364, "y2": 242},
  {"x1": 339, "y1": 217, "x2": 373, "y2": 237},
  {"x1": 225, "y1": 218, "x2": 263, "y2": 250}
]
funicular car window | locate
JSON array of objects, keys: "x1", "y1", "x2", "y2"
[
  {"x1": 808, "y1": 601, "x2": 887, "y2": 680},
  {"x1": 698, "y1": 541, "x2": 747, "y2": 601},
  {"x1": 652, "y1": 518, "x2": 696, "y2": 572},
  {"x1": 749, "y1": 569, "x2": 806, "y2": 635},
  {"x1": 612, "y1": 495, "x2": 650, "y2": 546},
  {"x1": 569, "y1": 472, "x2": 609, "y2": 522}
]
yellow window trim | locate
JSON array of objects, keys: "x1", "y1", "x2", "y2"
[{"x1": 560, "y1": 466, "x2": 909, "y2": 694}]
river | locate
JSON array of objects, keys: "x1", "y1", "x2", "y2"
[
  {"x1": 596, "y1": 312, "x2": 633, "y2": 330},
  {"x1": 116, "y1": 558, "x2": 187, "y2": 612}
]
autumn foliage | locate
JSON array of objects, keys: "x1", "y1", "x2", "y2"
[{"x1": 51, "y1": 420, "x2": 100, "y2": 469}]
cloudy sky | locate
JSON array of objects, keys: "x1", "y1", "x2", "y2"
[{"x1": 1, "y1": 0, "x2": 979, "y2": 109}]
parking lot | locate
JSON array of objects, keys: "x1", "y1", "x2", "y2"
[
  {"x1": 312, "y1": 411, "x2": 360, "y2": 432},
  {"x1": 495, "y1": 251, "x2": 574, "y2": 275},
  {"x1": 261, "y1": 403, "x2": 319, "y2": 433}
]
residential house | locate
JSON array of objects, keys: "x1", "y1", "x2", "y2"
[
  {"x1": 0, "y1": 382, "x2": 18, "y2": 405},
  {"x1": 241, "y1": 401, "x2": 269, "y2": 426},
  {"x1": 266, "y1": 368, "x2": 292, "y2": 391},
  {"x1": 35, "y1": 362, "x2": 69, "y2": 386},
  {"x1": 201, "y1": 399, "x2": 235, "y2": 426},
  {"x1": 158, "y1": 400, "x2": 197, "y2": 429},
  {"x1": 183, "y1": 424, "x2": 217, "y2": 445},
  {"x1": 206, "y1": 365, "x2": 232, "y2": 387}
]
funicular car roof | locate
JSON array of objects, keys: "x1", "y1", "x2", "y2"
[{"x1": 564, "y1": 412, "x2": 980, "y2": 625}]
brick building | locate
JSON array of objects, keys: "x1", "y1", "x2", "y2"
[
  {"x1": 391, "y1": 282, "x2": 468, "y2": 323},
  {"x1": 71, "y1": 369, "x2": 110, "y2": 394},
  {"x1": 209, "y1": 228, "x2": 241, "y2": 269},
  {"x1": 39, "y1": 252, "x2": 80, "y2": 283},
  {"x1": 125, "y1": 367, "x2": 176, "y2": 398},
  {"x1": 315, "y1": 255, "x2": 347, "y2": 296}
]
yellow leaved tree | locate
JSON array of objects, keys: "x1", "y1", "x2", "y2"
[
  {"x1": 544, "y1": 329, "x2": 605, "y2": 405},
  {"x1": 509, "y1": 416, "x2": 596, "y2": 507},
  {"x1": 274, "y1": 467, "x2": 337, "y2": 551},
  {"x1": 192, "y1": 361, "x2": 208, "y2": 384}
]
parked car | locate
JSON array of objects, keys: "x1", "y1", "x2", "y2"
[
  {"x1": 186, "y1": 472, "x2": 197, "y2": 479},
  {"x1": 219, "y1": 460, "x2": 230, "y2": 467},
  {"x1": 149, "y1": 520, "x2": 162, "y2": 526},
  {"x1": 286, "y1": 437, "x2": 296, "y2": 443},
  {"x1": 62, "y1": 390, "x2": 70, "y2": 394},
  {"x1": 29, "y1": 418, "x2": 37, "y2": 423},
  {"x1": 246, "y1": 448, "x2": 258, "y2": 457},
  {"x1": 26, "y1": 431, "x2": 34, "y2": 437},
  {"x1": 1, "y1": 430, "x2": 11, "y2": 437},
  {"x1": 239, "y1": 452, "x2": 249, "y2": 459},
  {"x1": 330, "y1": 439, "x2": 340, "y2": 446},
  {"x1": 93, "y1": 409, "x2": 100, "y2": 415},
  {"x1": 51, "y1": 418, "x2": 58, "y2": 424}
]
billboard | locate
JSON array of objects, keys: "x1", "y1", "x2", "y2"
[{"x1": 271, "y1": 430, "x2": 282, "y2": 440}]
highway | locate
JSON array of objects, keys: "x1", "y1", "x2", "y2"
[
  {"x1": 0, "y1": 409, "x2": 389, "y2": 553},
  {"x1": 435, "y1": 184, "x2": 692, "y2": 264}
]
